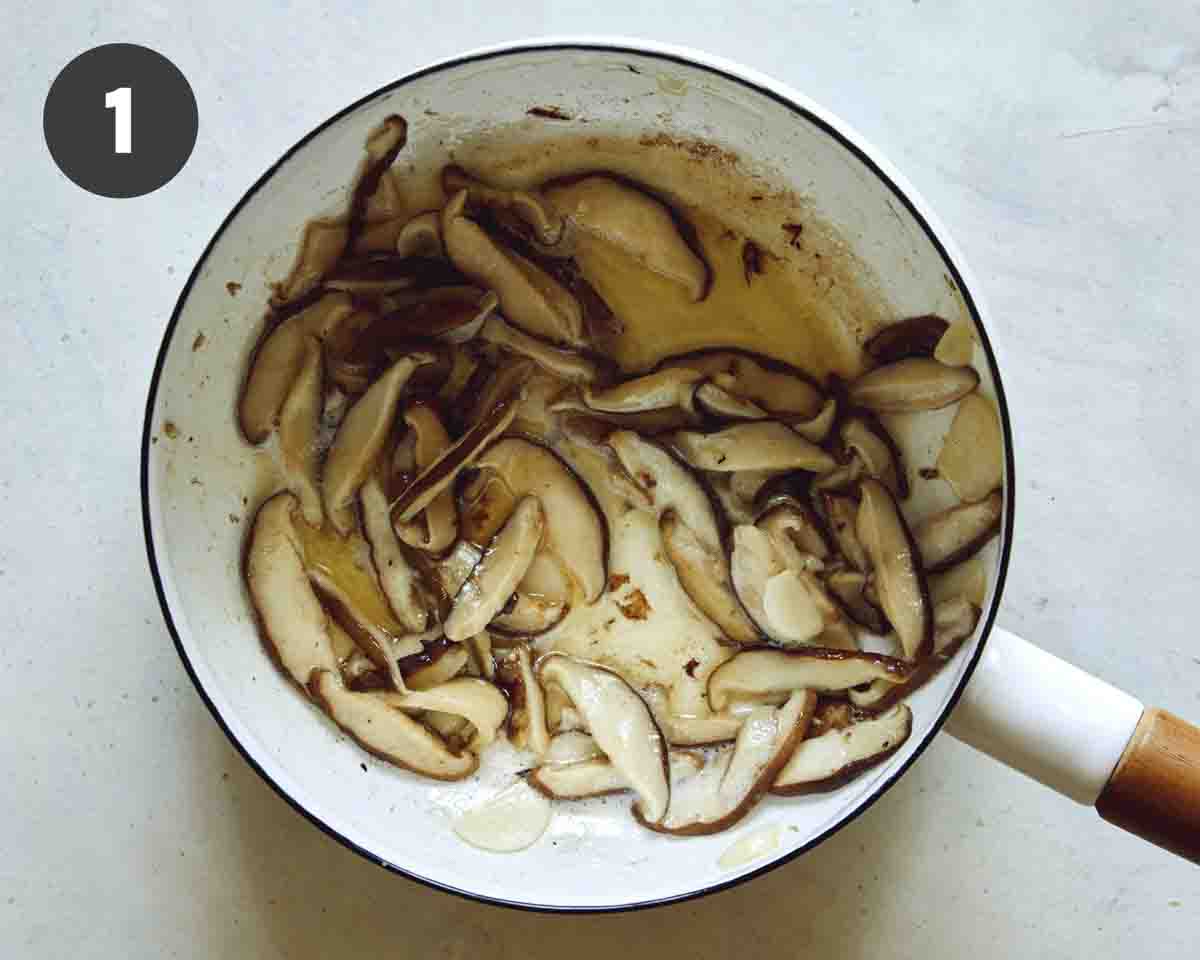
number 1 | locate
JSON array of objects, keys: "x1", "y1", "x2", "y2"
[{"x1": 105, "y1": 87, "x2": 131, "y2": 154}]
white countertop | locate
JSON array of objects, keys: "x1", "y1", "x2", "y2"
[{"x1": 3, "y1": 2, "x2": 1198, "y2": 956}]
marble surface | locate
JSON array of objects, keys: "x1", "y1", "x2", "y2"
[{"x1": 3, "y1": 2, "x2": 1199, "y2": 957}]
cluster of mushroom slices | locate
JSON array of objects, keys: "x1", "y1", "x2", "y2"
[{"x1": 238, "y1": 115, "x2": 1005, "y2": 844}]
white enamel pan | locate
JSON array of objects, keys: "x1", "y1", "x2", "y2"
[{"x1": 141, "y1": 40, "x2": 1200, "y2": 912}]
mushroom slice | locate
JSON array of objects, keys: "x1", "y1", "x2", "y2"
[
  {"x1": 934, "y1": 319, "x2": 975, "y2": 366},
  {"x1": 442, "y1": 190, "x2": 584, "y2": 346},
  {"x1": 546, "y1": 175, "x2": 708, "y2": 300},
  {"x1": 239, "y1": 292, "x2": 354, "y2": 444},
  {"x1": 391, "y1": 392, "x2": 520, "y2": 525},
  {"x1": 640, "y1": 684, "x2": 751, "y2": 746},
  {"x1": 864, "y1": 315, "x2": 949, "y2": 365},
  {"x1": 788, "y1": 396, "x2": 839, "y2": 443},
  {"x1": 661, "y1": 351, "x2": 824, "y2": 419},
  {"x1": 468, "y1": 437, "x2": 608, "y2": 604},
  {"x1": 582, "y1": 368, "x2": 704, "y2": 414},
  {"x1": 930, "y1": 555, "x2": 988, "y2": 608},
  {"x1": 849, "y1": 598, "x2": 980, "y2": 709},
  {"x1": 345, "y1": 114, "x2": 409, "y2": 251},
  {"x1": 399, "y1": 638, "x2": 470, "y2": 691},
  {"x1": 479, "y1": 314, "x2": 599, "y2": 384},
  {"x1": 394, "y1": 405, "x2": 458, "y2": 554},
  {"x1": 670, "y1": 422, "x2": 836, "y2": 474},
  {"x1": 706, "y1": 647, "x2": 911, "y2": 712},
  {"x1": 466, "y1": 631, "x2": 495, "y2": 680},
  {"x1": 550, "y1": 392, "x2": 697, "y2": 433},
  {"x1": 530, "y1": 750, "x2": 705, "y2": 801},
  {"x1": 323, "y1": 253, "x2": 461, "y2": 296},
  {"x1": 374, "y1": 677, "x2": 509, "y2": 747},
  {"x1": 543, "y1": 730, "x2": 604, "y2": 766},
  {"x1": 277, "y1": 336, "x2": 324, "y2": 527},
  {"x1": 452, "y1": 780, "x2": 553, "y2": 853},
  {"x1": 607, "y1": 431, "x2": 720, "y2": 540},
  {"x1": 491, "y1": 593, "x2": 568, "y2": 636},
  {"x1": 915, "y1": 491, "x2": 1003, "y2": 574},
  {"x1": 756, "y1": 498, "x2": 831, "y2": 562},
  {"x1": 693, "y1": 382, "x2": 768, "y2": 420},
  {"x1": 443, "y1": 165, "x2": 565, "y2": 248},
  {"x1": 374, "y1": 286, "x2": 498, "y2": 343},
  {"x1": 936, "y1": 393, "x2": 1004, "y2": 503},
  {"x1": 444, "y1": 497, "x2": 544, "y2": 643},
  {"x1": 394, "y1": 211, "x2": 443, "y2": 258},
  {"x1": 498, "y1": 643, "x2": 551, "y2": 755},
  {"x1": 360, "y1": 474, "x2": 428, "y2": 633},
  {"x1": 772, "y1": 703, "x2": 912, "y2": 794},
  {"x1": 663, "y1": 511, "x2": 761, "y2": 646},
  {"x1": 323, "y1": 352, "x2": 433, "y2": 534},
  {"x1": 857, "y1": 479, "x2": 932, "y2": 661},
  {"x1": 811, "y1": 458, "x2": 865, "y2": 495},
  {"x1": 245, "y1": 494, "x2": 342, "y2": 689},
  {"x1": 730, "y1": 526, "x2": 821, "y2": 645},
  {"x1": 538, "y1": 654, "x2": 670, "y2": 823},
  {"x1": 827, "y1": 570, "x2": 889, "y2": 634},
  {"x1": 840, "y1": 414, "x2": 908, "y2": 499},
  {"x1": 309, "y1": 670, "x2": 477, "y2": 780},
  {"x1": 822, "y1": 493, "x2": 869, "y2": 572},
  {"x1": 849, "y1": 358, "x2": 979, "y2": 413},
  {"x1": 308, "y1": 569, "x2": 421, "y2": 691},
  {"x1": 636, "y1": 691, "x2": 816, "y2": 835},
  {"x1": 279, "y1": 219, "x2": 347, "y2": 302}
]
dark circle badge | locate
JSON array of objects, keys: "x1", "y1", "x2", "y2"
[{"x1": 44, "y1": 44, "x2": 198, "y2": 198}]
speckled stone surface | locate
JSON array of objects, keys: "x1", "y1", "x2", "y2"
[{"x1": 3, "y1": 2, "x2": 1198, "y2": 957}]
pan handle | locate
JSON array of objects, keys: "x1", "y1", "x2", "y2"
[{"x1": 945, "y1": 627, "x2": 1200, "y2": 864}]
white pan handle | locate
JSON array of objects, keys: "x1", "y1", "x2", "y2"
[
  {"x1": 946, "y1": 626, "x2": 1200, "y2": 863},
  {"x1": 946, "y1": 627, "x2": 1142, "y2": 804}
]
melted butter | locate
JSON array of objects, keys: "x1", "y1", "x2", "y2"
[
  {"x1": 718, "y1": 824, "x2": 784, "y2": 870},
  {"x1": 572, "y1": 210, "x2": 864, "y2": 377},
  {"x1": 293, "y1": 520, "x2": 409, "y2": 639}
]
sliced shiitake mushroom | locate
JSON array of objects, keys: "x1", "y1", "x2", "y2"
[
  {"x1": 309, "y1": 670, "x2": 478, "y2": 780},
  {"x1": 822, "y1": 493, "x2": 869, "y2": 572},
  {"x1": 324, "y1": 253, "x2": 462, "y2": 297},
  {"x1": 730, "y1": 526, "x2": 829, "y2": 645},
  {"x1": 442, "y1": 190, "x2": 585, "y2": 346},
  {"x1": 399, "y1": 637, "x2": 470, "y2": 691},
  {"x1": 849, "y1": 358, "x2": 979, "y2": 413},
  {"x1": 543, "y1": 730, "x2": 604, "y2": 766},
  {"x1": 466, "y1": 437, "x2": 608, "y2": 604},
  {"x1": 391, "y1": 391, "x2": 520, "y2": 526},
  {"x1": 662, "y1": 510, "x2": 761, "y2": 645},
  {"x1": 239, "y1": 292, "x2": 354, "y2": 444},
  {"x1": 849, "y1": 597, "x2": 980, "y2": 710},
  {"x1": 245, "y1": 494, "x2": 342, "y2": 689},
  {"x1": 661, "y1": 351, "x2": 824, "y2": 419},
  {"x1": 635, "y1": 691, "x2": 815, "y2": 835},
  {"x1": 670, "y1": 422, "x2": 836, "y2": 474},
  {"x1": 936, "y1": 393, "x2": 1004, "y2": 503},
  {"x1": 323, "y1": 351, "x2": 434, "y2": 534},
  {"x1": 479, "y1": 314, "x2": 599, "y2": 384},
  {"x1": 582, "y1": 367, "x2": 704, "y2": 414},
  {"x1": 545, "y1": 175, "x2": 709, "y2": 300},
  {"x1": 550, "y1": 391, "x2": 698, "y2": 434},
  {"x1": 640, "y1": 684, "x2": 753, "y2": 747},
  {"x1": 530, "y1": 750, "x2": 705, "y2": 801},
  {"x1": 771, "y1": 703, "x2": 912, "y2": 794},
  {"x1": 345, "y1": 114, "x2": 409, "y2": 253},
  {"x1": 538, "y1": 654, "x2": 670, "y2": 823},
  {"x1": 856, "y1": 478, "x2": 932, "y2": 661},
  {"x1": 465, "y1": 630, "x2": 495, "y2": 680},
  {"x1": 915, "y1": 490, "x2": 1002, "y2": 574},
  {"x1": 374, "y1": 677, "x2": 509, "y2": 747},
  {"x1": 864, "y1": 315, "x2": 949, "y2": 365},
  {"x1": 308, "y1": 569, "x2": 420, "y2": 691},
  {"x1": 490, "y1": 592, "x2": 568, "y2": 636},
  {"x1": 444, "y1": 496, "x2": 544, "y2": 643},
  {"x1": 394, "y1": 405, "x2": 458, "y2": 554},
  {"x1": 756, "y1": 497, "x2": 831, "y2": 562},
  {"x1": 706, "y1": 646, "x2": 911, "y2": 712},
  {"x1": 934, "y1": 320, "x2": 975, "y2": 366},
  {"x1": 394, "y1": 211, "x2": 443, "y2": 258},
  {"x1": 840, "y1": 414, "x2": 908, "y2": 499},
  {"x1": 443, "y1": 164, "x2": 565, "y2": 248},
  {"x1": 360, "y1": 474, "x2": 428, "y2": 633},
  {"x1": 693, "y1": 382, "x2": 768, "y2": 420},
  {"x1": 826, "y1": 570, "x2": 889, "y2": 634},
  {"x1": 278, "y1": 219, "x2": 347, "y2": 303},
  {"x1": 788, "y1": 396, "x2": 839, "y2": 443},
  {"x1": 277, "y1": 335, "x2": 324, "y2": 527}
]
